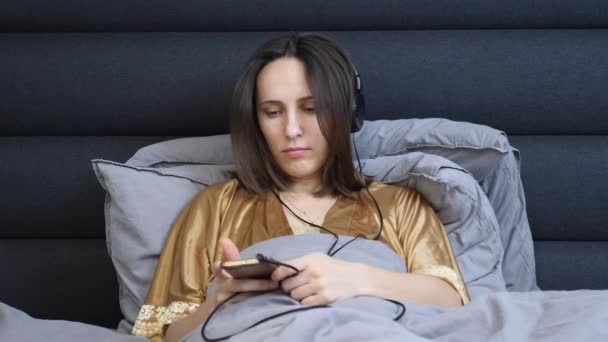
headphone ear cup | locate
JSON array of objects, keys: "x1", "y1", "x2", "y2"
[{"x1": 351, "y1": 92, "x2": 365, "y2": 133}]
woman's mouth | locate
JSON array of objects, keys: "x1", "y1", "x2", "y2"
[{"x1": 283, "y1": 147, "x2": 310, "y2": 157}]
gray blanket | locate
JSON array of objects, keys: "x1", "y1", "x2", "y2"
[
  {"x1": 185, "y1": 235, "x2": 608, "y2": 341},
  {"x1": 185, "y1": 289, "x2": 608, "y2": 342},
  {"x1": 0, "y1": 302, "x2": 148, "y2": 342},
  {"x1": 2, "y1": 235, "x2": 607, "y2": 342}
]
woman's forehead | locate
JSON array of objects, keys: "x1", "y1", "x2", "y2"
[{"x1": 256, "y1": 58, "x2": 314, "y2": 104}]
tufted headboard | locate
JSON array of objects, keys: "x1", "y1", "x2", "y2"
[{"x1": 1, "y1": 1, "x2": 607, "y2": 329}]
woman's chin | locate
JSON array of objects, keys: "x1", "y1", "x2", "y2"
[
  {"x1": 275, "y1": 158, "x2": 324, "y2": 180},
  {"x1": 283, "y1": 168, "x2": 321, "y2": 181}
]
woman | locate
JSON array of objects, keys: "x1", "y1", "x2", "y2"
[{"x1": 132, "y1": 32, "x2": 470, "y2": 342}]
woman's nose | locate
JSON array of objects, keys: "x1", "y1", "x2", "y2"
[{"x1": 285, "y1": 111, "x2": 303, "y2": 138}]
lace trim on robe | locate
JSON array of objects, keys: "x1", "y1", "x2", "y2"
[
  {"x1": 131, "y1": 301, "x2": 200, "y2": 338},
  {"x1": 414, "y1": 265, "x2": 470, "y2": 305}
]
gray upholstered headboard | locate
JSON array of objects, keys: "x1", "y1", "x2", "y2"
[{"x1": 1, "y1": 1, "x2": 607, "y2": 329}]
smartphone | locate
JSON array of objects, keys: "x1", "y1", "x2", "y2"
[{"x1": 222, "y1": 257, "x2": 278, "y2": 279}]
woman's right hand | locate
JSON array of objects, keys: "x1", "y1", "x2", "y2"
[
  {"x1": 209, "y1": 237, "x2": 279, "y2": 307},
  {"x1": 168, "y1": 237, "x2": 277, "y2": 342}
]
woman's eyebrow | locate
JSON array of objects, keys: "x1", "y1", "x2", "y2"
[{"x1": 259, "y1": 96, "x2": 314, "y2": 105}]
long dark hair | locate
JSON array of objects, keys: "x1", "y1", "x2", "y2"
[{"x1": 229, "y1": 32, "x2": 370, "y2": 197}]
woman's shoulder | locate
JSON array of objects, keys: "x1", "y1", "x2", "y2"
[
  {"x1": 190, "y1": 178, "x2": 242, "y2": 204},
  {"x1": 368, "y1": 181, "x2": 418, "y2": 196},
  {"x1": 367, "y1": 181, "x2": 425, "y2": 206},
  {"x1": 190, "y1": 177, "x2": 263, "y2": 202},
  {"x1": 206, "y1": 177, "x2": 241, "y2": 192}
]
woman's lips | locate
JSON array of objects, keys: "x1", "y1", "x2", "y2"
[{"x1": 283, "y1": 148, "x2": 310, "y2": 157}]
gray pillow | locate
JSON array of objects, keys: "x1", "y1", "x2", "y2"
[
  {"x1": 359, "y1": 152, "x2": 506, "y2": 298},
  {"x1": 93, "y1": 150, "x2": 506, "y2": 332},
  {"x1": 354, "y1": 119, "x2": 537, "y2": 292},
  {"x1": 353, "y1": 119, "x2": 510, "y2": 181},
  {"x1": 91, "y1": 160, "x2": 232, "y2": 334},
  {"x1": 126, "y1": 118, "x2": 537, "y2": 292},
  {"x1": 127, "y1": 134, "x2": 232, "y2": 168},
  {"x1": 479, "y1": 146, "x2": 538, "y2": 291}
]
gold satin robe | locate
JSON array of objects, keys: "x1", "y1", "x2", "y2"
[{"x1": 132, "y1": 178, "x2": 470, "y2": 341}]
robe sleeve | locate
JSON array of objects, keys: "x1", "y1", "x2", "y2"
[
  {"x1": 396, "y1": 187, "x2": 471, "y2": 305},
  {"x1": 131, "y1": 180, "x2": 237, "y2": 341}
]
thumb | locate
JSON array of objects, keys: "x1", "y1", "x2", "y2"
[
  {"x1": 212, "y1": 260, "x2": 233, "y2": 279},
  {"x1": 220, "y1": 237, "x2": 241, "y2": 261}
]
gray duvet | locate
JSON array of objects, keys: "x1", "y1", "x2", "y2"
[{"x1": 2, "y1": 235, "x2": 607, "y2": 342}]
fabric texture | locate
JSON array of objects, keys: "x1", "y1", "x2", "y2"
[
  {"x1": 0, "y1": 288, "x2": 608, "y2": 342},
  {"x1": 2, "y1": 282, "x2": 608, "y2": 342},
  {"x1": 5, "y1": 1, "x2": 607, "y2": 31},
  {"x1": 5, "y1": 31, "x2": 607, "y2": 137},
  {"x1": 132, "y1": 177, "x2": 471, "y2": 341},
  {"x1": 0, "y1": 302, "x2": 149, "y2": 342},
  {"x1": 353, "y1": 119, "x2": 537, "y2": 292},
  {"x1": 352, "y1": 119, "x2": 510, "y2": 181},
  {"x1": 180, "y1": 235, "x2": 605, "y2": 342},
  {"x1": 359, "y1": 153, "x2": 505, "y2": 298},
  {"x1": 480, "y1": 146, "x2": 537, "y2": 291},
  {"x1": 91, "y1": 160, "x2": 233, "y2": 334},
  {"x1": 93, "y1": 147, "x2": 505, "y2": 335}
]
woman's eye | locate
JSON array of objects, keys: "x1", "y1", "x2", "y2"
[
  {"x1": 305, "y1": 108, "x2": 315, "y2": 113},
  {"x1": 265, "y1": 111, "x2": 279, "y2": 117}
]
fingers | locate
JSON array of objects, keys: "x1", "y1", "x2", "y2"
[
  {"x1": 220, "y1": 237, "x2": 241, "y2": 261},
  {"x1": 212, "y1": 260, "x2": 229, "y2": 277},
  {"x1": 279, "y1": 271, "x2": 308, "y2": 293},
  {"x1": 288, "y1": 284, "x2": 316, "y2": 301},
  {"x1": 212, "y1": 261, "x2": 239, "y2": 281},
  {"x1": 227, "y1": 279, "x2": 279, "y2": 292},
  {"x1": 223, "y1": 278, "x2": 279, "y2": 293},
  {"x1": 211, "y1": 260, "x2": 222, "y2": 276},
  {"x1": 301, "y1": 294, "x2": 323, "y2": 306},
  {"x1": 271, "y1": 264, "x2": 301, "y2": 282}
]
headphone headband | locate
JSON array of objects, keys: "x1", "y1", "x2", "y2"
[
  {"x1": 353, "y1": 64, "x2": 362, "y2": 93},
  {"x1": 351, "y1": 63, "x2": 365, "y2": 133}
]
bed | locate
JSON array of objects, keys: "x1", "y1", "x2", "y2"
[{"x1": 1, "y1": 1, "x2": 608, "y2": 341}]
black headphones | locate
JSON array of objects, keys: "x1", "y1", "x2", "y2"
[{"x1": 351, "y1": 63, "x2": 365, "y2": 133}]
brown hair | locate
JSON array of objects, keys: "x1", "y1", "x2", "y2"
[{"x1": 229, "y1": 32, "x2": 371, "y2": 197}]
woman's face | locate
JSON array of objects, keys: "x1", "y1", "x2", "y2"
[{"x1": 256, "y1": 57, "x2": 329, "y2": 183}]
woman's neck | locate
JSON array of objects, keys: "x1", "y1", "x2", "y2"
[{"x1": 282, "y1": 175, "x2": 326, "y2": 198}]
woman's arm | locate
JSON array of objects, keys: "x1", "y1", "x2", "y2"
[
  {"x1": 273, "y1": 253, "x2": 463, "y2": 308},
  {"x1": 395, "y1": 188, "x2": 471, "y2": 305},
  {"x1": 166, "y1": 238, "x2": 279, "y2": 342},
  {"x1": 357, "y1": 263, "x2": 463, "y2": 307}
]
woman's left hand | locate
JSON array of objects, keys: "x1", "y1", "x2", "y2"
[{"x1": 270, "y1": 252, "x2": 366, "y2": 306}]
